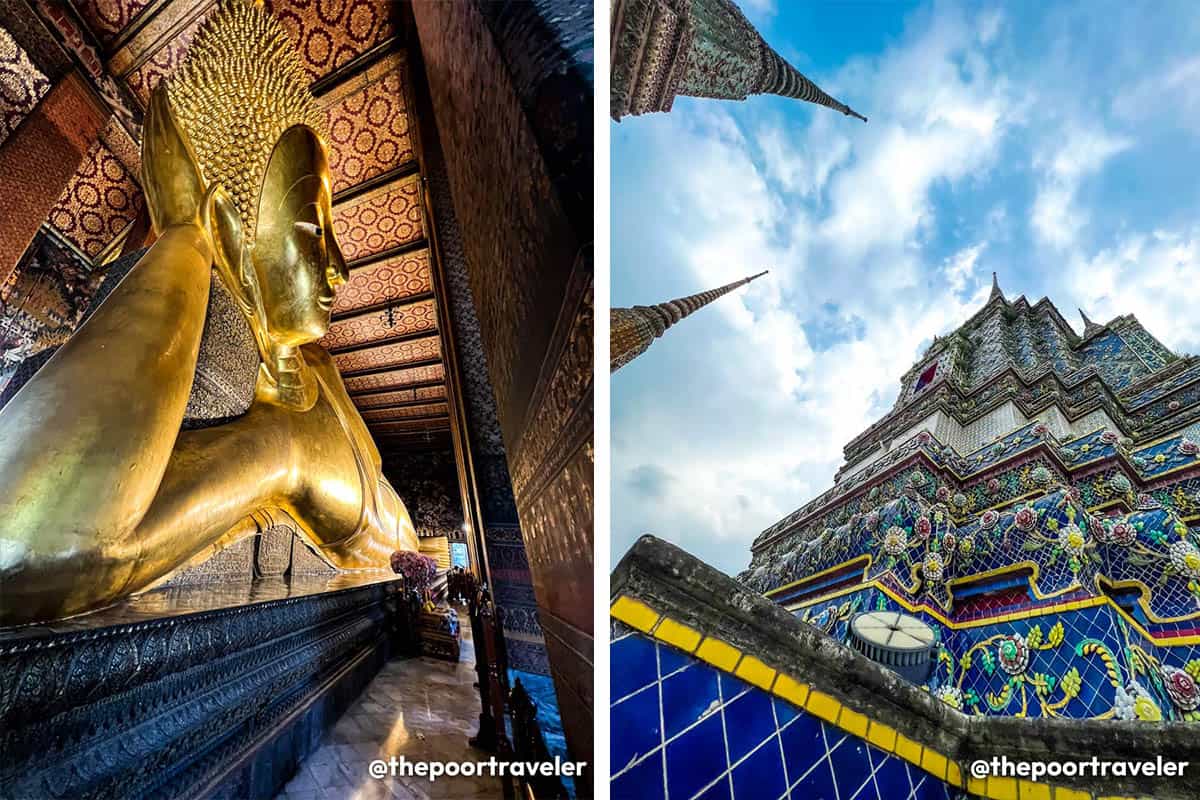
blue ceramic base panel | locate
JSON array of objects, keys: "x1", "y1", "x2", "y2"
[
  {"x1": 795, "y1": 583, "x2": 1200, "y2": 723},
  {"x1": 610, "y1": 628, "x2": 966, "y2": 800}
]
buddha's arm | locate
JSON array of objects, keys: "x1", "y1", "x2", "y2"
[
  {"x1": 0, "y1": 224, "x2": 212, "y2": 620},
  {"x1": 117, "y1": 401, "x2": 294, "y2": 595}
]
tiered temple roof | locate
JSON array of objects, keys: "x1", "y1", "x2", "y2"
[{"x1": 741, "y1": 282, "x2": 1200, "y2": 723}]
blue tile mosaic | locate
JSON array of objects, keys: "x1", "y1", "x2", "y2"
[{"x1": 610, "y1": 629, "x2": 969, "y2": 800}]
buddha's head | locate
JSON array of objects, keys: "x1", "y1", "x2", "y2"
[{"x1": 142, "y1": 0, "x2": 347, "y2": 357}]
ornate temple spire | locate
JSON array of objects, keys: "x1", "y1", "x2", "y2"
[
  {"x1": 1079, "y1": 308, "x2": 1104, "y2": 337},
  {"x1": 989, "y1": 272, "x2": 1004, "y2": 302},
  {"x1": 611, "y1": 0, "x2": 865, "y2": 122},
  {"x1": 756, "y1": 45, "x2": 867, "y2": 121},
  {"x1": 611, "y1": 271, "x2": 768, "y2": 372}
]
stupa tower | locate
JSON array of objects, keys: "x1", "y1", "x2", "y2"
[
  {"x1": 611, "y1": 0, "x2": 867, "y2": 121},
  {"x1": 610, "y1": 270, "x2": 767, "y2": 371}
]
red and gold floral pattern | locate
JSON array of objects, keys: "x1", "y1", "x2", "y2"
[
  {"x1": 342, "y1": 363, "x2": 444, "y2": 394},
  {"x1": 355, "y1": 388, "x2": 417, "y2": 409},
  {"x1": 331, "y1": 249, "x2": 430, "y2": 316},
  {"x1": 0, "y1": 29, "x2": 52, "y2": 148},
  {"x1": 320, "y1": 298, "x2": 437, "y2": 351},
  {"x1": 73, "y1": 0, "x2": 155, "y2": 44},
  {"x1": 332, "y1": 177, "x2": 423, "y2": 262},
  {"x1": 322, "y1": 54, "x2": 414, "y2": 194},
  {"x1": 124, "y1": 10, "x2": 209, "y2": 105},
  {"x1": 354, "y1": 385, "x2": 445, "y2": 410},
  {"x1": 265, "y1": 0, "x2": 396, "y2": 82},
  {"x1": 333, "y1": 333, "x2": 440, "y2": 374},
  {"x1": 361, "y1": 403, "x2": 446, "y2": 422},
  {"x1": 47, "y1": 140, "x2": 144, "y2": 259}
]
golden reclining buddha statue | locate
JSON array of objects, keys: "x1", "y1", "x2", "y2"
[{"x1": 0, "y1": 0, "x2": 418, "y2": 626}]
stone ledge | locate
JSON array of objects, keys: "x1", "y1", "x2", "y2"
[{"x1": 612, "y1": 535, "x2": 1200, "y2": 800}]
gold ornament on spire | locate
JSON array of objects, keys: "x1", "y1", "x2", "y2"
[{"x1": 168, "y1": 0, "x2": 325, "y2": 244}]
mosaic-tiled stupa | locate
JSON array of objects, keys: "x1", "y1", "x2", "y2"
[{"x1": 741, "y1": 276, "x2": 1200, "y2": 723}]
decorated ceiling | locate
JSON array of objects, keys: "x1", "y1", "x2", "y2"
[{"x1": 2, "y1": 0, "x2": 450, "y2": 446}]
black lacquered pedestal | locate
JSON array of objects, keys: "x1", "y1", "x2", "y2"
[{"x1": 0, "y1": 574, "x2": 404, "y2": 800}]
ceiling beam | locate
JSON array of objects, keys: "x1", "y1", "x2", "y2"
[
  {"x1": 356, "y1": 399, "x2": 448, "y2": 414},
  {"x1": 349, "y1": 378, "x2": 445, "y2": 399},
  {"x1": 328, "y1": 329, "x2": 439, "y2": 356},
  {"x1": 310, "y1": 36, "x2": 402, "y2": 98},
  {"x1": 338, "y1": 356, "x2": 443, "y2": 380},
  {"x1": 331, "y1": 290, "x2": 435, "y2": 322},
  {"x1": 346, "y1": 238, "x2": 430, "y2": 272},
  {"x1": 333, "y1": 160, "x2": 420, "y2": 206}
]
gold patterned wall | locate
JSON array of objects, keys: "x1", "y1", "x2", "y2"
[
  {"x1": 355, "y1": 385, "x2": 446, "y2": 409},
  {"x1": 73, "y1": 0, "x2": 155, "y2": 44},
  {"x1": 332, "y1": 177, "x2": 424, "y2": 262},
  {"x1": 333, "y1": 334, "x2": 441, "y2": 375},
  {"x1": 319, "y1": 52, "x2": 414, "y2": 195},
  {"x1": 320, "y1": 298, "x2": 438, "y2": 351},
  {"x1": 0, "y1": 27, "x2": 52, "y2": 148},
  {"x1": 264, "y1": 0, "x2": 396, "y2": 81},
  {"x1": 46, "y1": 139, "x2": 143, "y2": 259},
  {"x1": 331, "y1": 249, "x2": 431, "y2": 316}
]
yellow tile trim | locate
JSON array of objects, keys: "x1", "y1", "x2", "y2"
[
  {"x1": 866, "y1": 720, "x2": 896, "y2": 752},
  {"x1": 945, "y1": 761, "x2": 964, "y2": 788},
  {"x1": 986, "y1": 776, "x2": 1018, "y2": 800},
  {"x1": 1019, "y1": 780, "x2": 1052, "y2": 800},
  {"x1": 772, "y1": 674, "x2": 809, "y2": 708},
  {"x1": 1052, "y1": 789, "x2": 1089, "y2": 800},
  {"x1": 610, "y1": 594, "x2": 1106, "y2": 800},
  {"x1": 921, "y1": 748, "x2": 948, "y2": 782},
  {"x1": 734, "y1": 655, "x2": 776, "y2": 690},
  {"x1": 805, "y1": 690, "x2": 841, "y2": 723},
  {"x1": 894, "y1": 734, "x2": 923, "y2": 766},
  {"x1": 610, "y1": 596, "x2": 660, "y2": 633},
  {"x1": 654, "y1": 617, "x2": 702, "y2": 653},
  {"x1": 695, "y1": 637, "x2": 741, "y2": 672},
  {"x1": 837, "y1": 707, "x2": 869, "y2": 738}
]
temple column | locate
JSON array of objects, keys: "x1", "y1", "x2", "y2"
[{"x1": 0, "y1": 71, "x2": 111, "y2": 292}]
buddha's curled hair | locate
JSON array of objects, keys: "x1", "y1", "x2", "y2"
[{"x1": 168, "y1": 0, "x2": 324, "y2": 246}]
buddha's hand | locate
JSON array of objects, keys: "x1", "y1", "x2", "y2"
[{"x1": 142, "y1": 86, "x2": 209, "y2": 237}]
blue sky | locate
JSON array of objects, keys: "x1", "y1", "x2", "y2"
[{"x1": 611, "y1": 0, "x2": 1200, "y2": 575}]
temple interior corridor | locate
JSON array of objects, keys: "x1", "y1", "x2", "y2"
[
  {"x1": 0, "y1": 0, "x2": 592, "y2": 796},
  {"x1": 275, "y1": 616, "x2": 500, "y2": 800}
]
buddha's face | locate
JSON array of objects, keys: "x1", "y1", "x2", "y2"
[{"x1": 251, "y1": 125, "x2": 348, "y2": 346}]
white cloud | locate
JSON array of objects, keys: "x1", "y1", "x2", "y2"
[
  {"x1": 944, "y1": 242, "x2": 986, "y2": 295},
  {"x1": 1031, "y1": 127, "x2": 1132, "y2": 249},
  {"x1": 613, "y1": 0, "x2": 1200, "y2": 578},
  {"x1": 1064, "y1": 229, "x2": 1200, "y2": 353},
  {"x1": 613, "y1": 6, "x2": 1020, "y2": 573},
  {"x1": 1113, "y1": 56, "x2": 1200, "y2": 134}
]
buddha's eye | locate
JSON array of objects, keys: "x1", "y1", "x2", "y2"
[{"x1": 294, "y1": 221, "x2": 323, "y2": 238}]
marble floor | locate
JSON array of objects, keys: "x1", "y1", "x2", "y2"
[{"x1": 274, "y1": 619, "x2": 504, "y2": 800}]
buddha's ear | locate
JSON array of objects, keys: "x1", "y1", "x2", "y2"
[
  {"x1": 141, "y1": 86, "x2": 206, "y2": 233},
  {"x1": 256, "y1": 125, "x2": 326, "y2": 242},
  {"x1": 203, "y1": 184, "x2": 257, "y2": 318}
]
